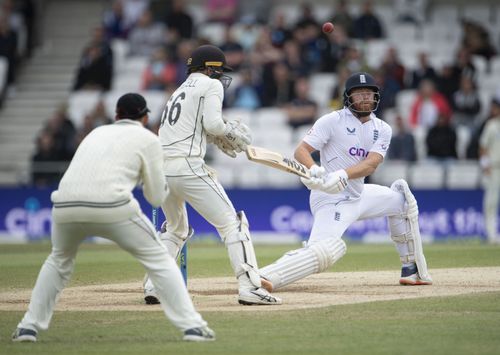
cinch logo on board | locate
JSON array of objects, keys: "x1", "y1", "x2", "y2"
[{"x1": 349, "y1": 147, "x2": 369, "y2": 157}]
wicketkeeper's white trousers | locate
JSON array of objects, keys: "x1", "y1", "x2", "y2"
[{"x1": 18, "y1": 212, "x2": 207, "y2": 333}]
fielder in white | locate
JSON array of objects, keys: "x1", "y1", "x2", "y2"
[
  {"x1": 143, "y1": 45, "x2": 281, "y2": 305},
  {"x1": 479, "y1": 97, "x2": 500, "y2": 244},
  {"x1": 259, "y1": 72, "x2": 433, "y2": 291},
  {"x1": 12, "y1": 93, "x2": 214, "y2": 343}
]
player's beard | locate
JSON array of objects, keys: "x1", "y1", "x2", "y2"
[{"x1": 352, "y1": 101, "x2": 375, "y2": 116}]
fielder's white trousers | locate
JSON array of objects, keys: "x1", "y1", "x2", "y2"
[
  {"x1": 483, "y1": 168, "x2": 500, "y2": 243},
  {"x1": 18, "y1": 212, "x2": 207, "y2": 333},
  {"x1": 309, "y1": 184, "x2": 406, "y2": 244}
]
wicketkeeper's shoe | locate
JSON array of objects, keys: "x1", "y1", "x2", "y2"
[
  {"x1": 183, "y1": 326, "x2": 216, "y2": 342},
  {"x1": 12, "y1": 328, "x2": 37, "y2": 342},
  {"x1": 399, "y1": 263, "x2": 432, "y2": 285},
  {"x1": 238, "y1": 287, "x2": 282, "y2": 305},
  {"x1": 144, "y1": 285, "x2": 160, "y2": 305}
]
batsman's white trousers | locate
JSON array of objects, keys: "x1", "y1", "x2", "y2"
[
  {"x1": 309, "y1": 184, "x2": 406, "y2": 244},
  {"x1": 18, "y1": 212, "x2": 207, "y2": 332}
]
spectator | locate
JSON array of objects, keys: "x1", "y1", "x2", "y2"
[
  {"x1": 283, "y1": 39, "x2": 309, "y2": 77},
  {"x1": 43, "y1": 106, "x2": 77, "y2": 161},
  {"x1": 270, "y1": 12, "x2": 292, "y2": 48},
  {"x1": 338, "y1": 45, "x2": 370, "y2": 74},
  {"x1": 425, "y1": 114, "x2": 457, "y2": 160},
  {"x1": 329, "y1": 66, "x2": 350, "y2": 110},
  {"x1": 237, "y1": 0, "x2": 271, "y2": 25},
  {"x1": 31, "y1": 131, "x2": 65, "y2": 187},
  {"x1": 409, "y1": 79, "x2": 452, "y2": 130},
  {"x1": 295, "y1": 3, "x2": 319, "y2": 29},
  {"x1": 437, "y1": 47, "x2": 476, "y2": 104},
  {"x1": 0, "y1": 14, "x2": 18, "y2": 87},
  {"x1": 220, "y1": 26, "x2": 245, "y2": 71},
  {"x1": 122, "y1": 0, "x2": 150, "y2": 28},
  {"x1": 248, "y1": 27, "x2": 283, "y2": 67},
  {"x1": 127, "y1": 9, "x2": 165, "y2": 57},
  {"x1": 461, "y1": 20, "x2": 496, "y2": 62},
  {"x1": 103, "y1": 0, "x2": 130, "y2": 40},
  {"x1": 229, "y1": 67, "x2": 261, "y2": 110},
  {"x1": 260, "y1": 61, "x2": 295, "y2": 107},
  {"x1": 320, "y1": 24, "x2": 349, "y2": 73},
  {"x1": 329, "y1": 0, "x2": 354, "y2": 37},
  {"x1": 393, "y1": 0, "x2": 427, "y2": 25},
  {"x1": 73, "y1": 26, "x2": 113, "y2": 91},
  {"x1": 408, "y1": 52, "x2": 437, "y2": 89},
  {"x1": 170, "y1": 39, "x2": 194, "y2": 86},
  {"x1": 451, "y1": 75, "x2": 481, "y2": 130},
  {"x1": 74, "y1": 100, "x2": 113, "y2": 147},
  {"x1": 14, "y1": 0, "x2": 37, "y2": 58},
  {"x1": 205, "y1": 0, "x2": 238, "y2": 25},
  {"x1": 373, "y1": 69, "x2": 400, "y2": 115},
  {"x1": 388, "y1": 115, "x2": 417, "y2": 161},
  {"x1": 141, "y1": 47, "x2": 177, "y2": 91},
  {"x1": 165, "y1": 0, "x2": 193, "y2": 39},
  {"x1": 380, "y1": 47, "x2": 405, "y2": 90},
  {"x1": 284, "y1": 76, "x2": 318, "y2": 139},
  {"x1": 353, "y1": 0, "x2": 384, "y2": 40},
  {"x1": 231, "y1": 15, "x2": 261, "y2": 52}
]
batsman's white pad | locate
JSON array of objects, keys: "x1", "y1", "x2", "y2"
[
  {"x1": 390, "y1": 179, "x2": 431, "y2": 282},
  {"x1": 160, "y1": 222, "x2": 194, "y2": 259},
  {"x1": 259, "y1": 238, "x2": 346, "y2": 290},
  {"x1": 225, "y1": 211, "x2": 261, "y2": 288}
]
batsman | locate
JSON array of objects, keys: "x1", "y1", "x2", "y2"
[
  {"x1": 259, "y1": 72, "x2": 432, "y2": 292},
  {"x1": 143, "y1": 45, "x2": 281, "y2": 306}
]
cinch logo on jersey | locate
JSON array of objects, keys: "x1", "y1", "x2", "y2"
[{"x1": 349, "y1": 147, "x2": 369, "y2": 157}]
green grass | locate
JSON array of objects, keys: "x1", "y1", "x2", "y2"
[{"x1": 1, "y1": 241, "x2": 500, "y2": 354}]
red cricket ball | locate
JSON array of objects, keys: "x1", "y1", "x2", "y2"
[{"x1": 322, "y1": 22, "x2": 334, "y2": 34}]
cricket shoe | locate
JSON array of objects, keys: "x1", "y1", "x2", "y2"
[
  {"x1": 144, "y1": 285, "x2": 160, "y2": 305},
  {"x1": 399, "y1": 263, "x2": 432, "y2": 285},
  {"x1": 12, "y1": 328, "x2": 37, "y2": 342},
  {"x1": 183, "y1": 326, "x2": 216, "y2": 342},
  {"x1": 238, "y1": 287, "x2": 282, "y2": 305}
]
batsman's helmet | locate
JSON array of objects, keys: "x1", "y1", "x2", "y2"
[{"x1": 343, "y1": 72, "x2": 380, "y2": 116}]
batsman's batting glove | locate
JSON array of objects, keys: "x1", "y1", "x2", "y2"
[
  {"x1": 309, "y1": 164, "x2": 326, "y2": 179},
  {"x1": 300, "y1": 176, "x2": 325, "y2": 190},
  {"x1": 320, "y1": 169, "x2": 348, "y2": 194}
]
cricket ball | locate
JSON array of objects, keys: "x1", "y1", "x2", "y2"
[{"x1": 322, "y1": 22, "x2": 334, "y2": 34}]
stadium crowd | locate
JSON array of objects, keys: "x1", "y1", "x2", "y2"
[{"x1": 15, "y1": 0, "x2": 500, "y2": 187}]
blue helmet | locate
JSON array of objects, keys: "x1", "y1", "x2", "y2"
[{"x1": 343, "y1": 72, "x2": 380, "y2": 116}]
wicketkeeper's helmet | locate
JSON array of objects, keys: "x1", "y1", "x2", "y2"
[
  {"x1": 187, "y1": 45, "x2": 233, "y2": 89},
  {"x1": 343, "y1": 72, "x2": 380, "y2": 116}
]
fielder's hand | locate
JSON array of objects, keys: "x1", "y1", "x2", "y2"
[{"x1": 320, "y1": 169, "x2": 348, "y2": 194}]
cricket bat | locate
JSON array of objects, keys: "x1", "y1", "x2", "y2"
[{"x1": 245, "y1": 145, "x2": 311, "y2": 179}]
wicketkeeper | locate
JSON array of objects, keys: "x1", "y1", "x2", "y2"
[{"x1": 142, "y1": 45, "x2": 281, "y2": 306}]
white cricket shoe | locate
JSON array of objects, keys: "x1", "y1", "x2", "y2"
[{"x1": 238, "y1": 287, "x2": 282, "y2": 305}]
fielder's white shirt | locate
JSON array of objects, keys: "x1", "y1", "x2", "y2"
[
  {"x1": 51, "y1": 119, "x2": 167, "y2": 223},
  {"x1": 480, "y1": 117, "x2": 500, "y2": 168},
  {"x1": 158, "y1": 73, "x2": 226, "y2": 175},
  {"x1": 303, "y1": 108, "x2": 392, "y2": 209}
]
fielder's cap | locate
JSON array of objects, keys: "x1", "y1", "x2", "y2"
[{"x1": 116, "y1": 93, "x2": 150, "y2": 120}]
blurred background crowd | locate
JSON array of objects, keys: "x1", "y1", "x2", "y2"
[{"x1": 0, "y1": 0, "x2": 499, "y2": 188}]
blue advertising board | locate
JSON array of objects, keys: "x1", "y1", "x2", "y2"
[{"x1": 0, "y1": 187, "x2": 489, "y2": 243}]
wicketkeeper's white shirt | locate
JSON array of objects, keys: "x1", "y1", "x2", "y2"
[
  {"x1": 51, "y1": 119, "x2": 167, "y2": 223},
  {"x1": 303, "y1": 108, "x2": 392, "y2": 209}
]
